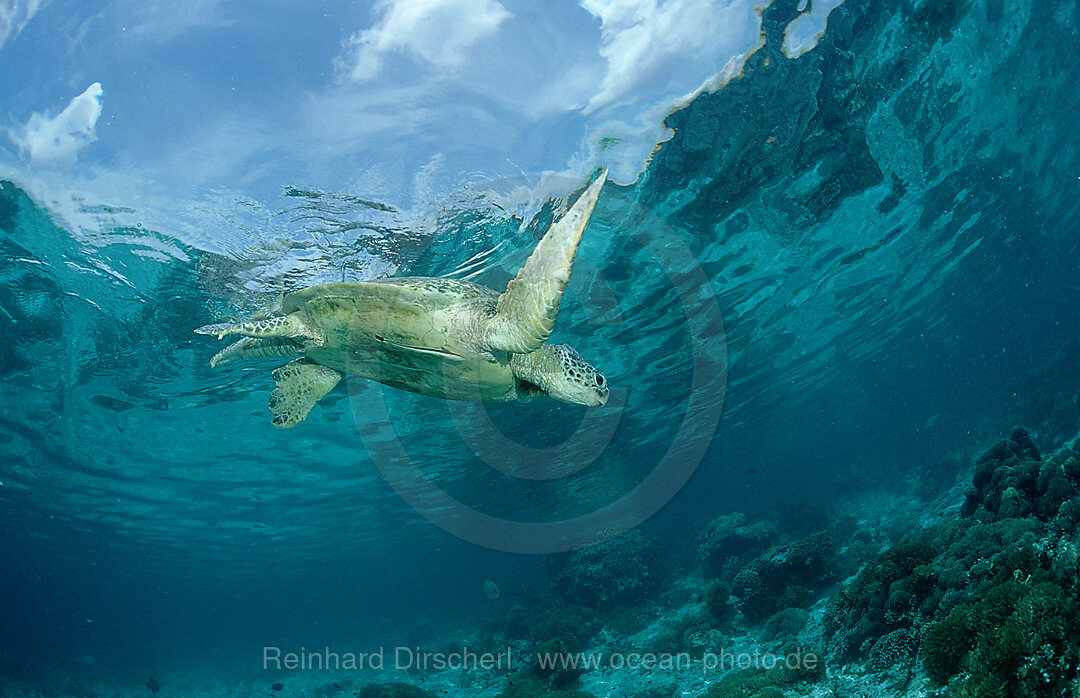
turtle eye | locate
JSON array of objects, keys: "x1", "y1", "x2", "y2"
[{"x1": 596, "y1": 375, "x2": 605, "y2": 387}]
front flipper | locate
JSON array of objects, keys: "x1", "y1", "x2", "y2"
[
  {"x1": 485, "y1": 171, "x2": 606, "y2": 354},
  {"x1": 195, "y1": 312, "x2": 321, "y2": 345},
  {"x1": 268, "y1": 359, "x2": 342, "y2": 428}
]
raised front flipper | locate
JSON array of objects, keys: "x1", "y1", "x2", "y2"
[
  {"x1": 268, "y1": 359, "x2": 342, "y2": 428},
  {"x1": 485, "y1": 171, "x2": 606, "y2": 354},
  {"x1": 195, "y1": 313, "x2": 321, "y2": 345}
]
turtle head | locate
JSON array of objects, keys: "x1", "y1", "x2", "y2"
[{"x1": 512, "y1": 344, "x2": 609, "y2": 407}]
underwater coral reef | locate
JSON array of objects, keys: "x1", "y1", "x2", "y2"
[
  {"x1": 825, "y1": 428, "x2": 1080, "y2": 695},
  {"x1": 451, "y1": 423, "x2": 1080, "y2": 698}
]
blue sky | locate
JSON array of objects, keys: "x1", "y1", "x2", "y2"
[{"x1": 0, "y1": 0, "x2": 840, "y2": 247}]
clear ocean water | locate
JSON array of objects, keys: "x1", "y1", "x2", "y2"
[{"x1": 2, "y1": 0, "x2": 1079, "y2": 696}]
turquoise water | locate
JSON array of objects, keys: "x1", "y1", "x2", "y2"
[{"x1": 2, "y1": 0, "x2": 1080, "y2": 695}]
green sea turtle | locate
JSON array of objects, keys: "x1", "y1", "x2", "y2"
[{"x1": 195, "y1": 172, "x2": 609, "y2": 427}]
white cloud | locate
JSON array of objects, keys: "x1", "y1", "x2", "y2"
[
  {"x1": 581, "y1": 0, "x2": 753, "y2": 113},
  {"x1": 0, "y1": 0, "x2": 48, "y2": 50},
  {"x1": 14, "y1": 83, "x2": 104, "y2": 166},
  {"x1": 339, "y1": 0, "x2": 511, "y2": 81},
  {"x1": 782, "y1": 0, "x2": 844, "y2": 59},
  {"x1": 117, "y1": 0, "x2": 234, "y2": 44}
]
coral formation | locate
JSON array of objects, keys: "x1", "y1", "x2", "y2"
[
  {"x1": 704, "y1": 581, "x2": 736, "y2": 630},
  {"x1": 825, "y1": 539, "x2": 937, "y2": 660},
  {"x1": 529, "y1": 638, "x2": 587, "y2": 690},
  {"x1": 506, "y1": 429, "x2": 1080, "y2": 696},
  {"x1": 961, "y1": 426, "x2": 1080, "y2": 525},
  {"x1": 760, "y1": 608, "x2": 811, "y2": 644},
  {"x1": 358, "y1": 682, "x2": 438, "y2": 698},
  {"x1": 496, "y1": 670, "x2": 596, "y2": 698},
  {"x1": 697, "y1": 514, "x2": 778, "y2": 579},
  {"x1": 922, "y1": 578, "x2": 1079, "y2": 695},
  {"x1": 866, "y1": 627, "x2": 919, "y2": 672},
  {"x1": 824, "y1": 428, "x2": 1080, "y2": 692},
  {"x1": 701, "y1": 652, "x2": 825, "y2": 698},
  {"x1": 644, "y1": 606, "x2": 716, "y2": 656},
  {"x1": 548, "y1": 530, "x2": 661, "y2": 609},
  {"x1": 961, "y1": 427, "x2": 1043, "y2": 520},
  {"x1": 731, "y1": 531, "x2": 840, "y2": 622},
  {"x1": 517, "y1": 600, "x2": 602, "y2": 652}
]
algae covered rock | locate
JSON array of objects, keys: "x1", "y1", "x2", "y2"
[
  {"x1": 824, "y1": 539, "x2": 937, "y2": 660},
  {"x1": 962, "y1": 427, "x2": 1043, "y2": 520},
  {"x1": 521, "y1": 600, "x2": 602, "y2": 652},
  {"x1": 961, "y1": 427, "x2": 1080, "y2": 526},
  {"x1": 548, "y1": 529, "x2": 661, "y2": 609},
  {"x1": 922, "y1": 578, "x2": 1080, "y2": 695},
  {"x1": 704, "y1": 581, "x2": 736, "y2": 629},
  {"x1": 697, "y1": 513, "x2": 778, "y2": 579},
  {"x1": 701, "y1": 650, "x2": 825, "y2": 698},
  {"x1": 866, "y1": 627, "x2": 919, "y2": 671},
  {"x1": 644, "y1": 605, "x2": 717, "y2": 656},
  {"x1": 760, "y1": 608, "x2": 810, "y2": 644},
  {"x1": 497, "y1": 672, "x2": 596, "y2": 698},
  {"x1": 824, "y1": 426, "x2": 1080, "y2": 692},
  {"x1": 731, "y1": 531, "x2": 840, "y2": 622},
  {"x1": 358, "y1": 683, "x2": 437, "y2": 698}
]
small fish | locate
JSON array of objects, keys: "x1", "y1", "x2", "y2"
[{"x1": 483, "y1": 579, "x2": 501, "y2": 600}]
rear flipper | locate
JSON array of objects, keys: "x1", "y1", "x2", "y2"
[
  {"x1": 210, "y1": 336, "x2": 307, "y2": 368},
  {"x1": 195, "y1": 313, "x2": 321, "y2": 344},
  {"x1": 268, "y1": 359, "x2": 342, "y2": 428}
]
